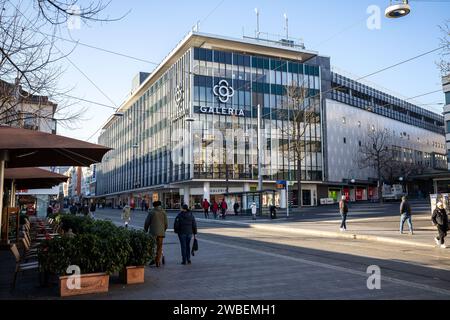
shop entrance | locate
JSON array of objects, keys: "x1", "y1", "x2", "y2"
[{"x1": 302, "y1": 190, "x2": 312, "y2": 206}]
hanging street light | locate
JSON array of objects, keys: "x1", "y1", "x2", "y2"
[{"x1": 385, "y1": 0, "x2": 411, "y2": 19}]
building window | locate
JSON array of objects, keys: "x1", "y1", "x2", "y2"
[
  {"x1": 446, "y1": 121, "x2": 450, "y2": 133},
  {"x1": 342, "y1": 117, "x2": 346, "y2": 124},
  {"x1": 343, "y1": 137, "x2": 347, "y2": 144},
  {"x1": 446, "y1": 92, "x2": 450, "y2": 105},
  {"x1": 358, "y1": 141, "x2": 362, "y2": 147}
]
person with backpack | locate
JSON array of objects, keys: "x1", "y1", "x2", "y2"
[
  {"x1": 211, "y1": 200, "x2": 219, "y2": 219},
  {"x1": 339, "y1": 195, "x2": 348, "y2": 232},
  {"x1": 399, "y1": 196, "x2": 413, "y2": 235},
  {"x1": 432, "y1": 201, "x2": 449, "y2": 249},
  {"x1": 202, "y1": 199, "x2": 210, "y2": 219},
  {"x1": 174, "y1": 204, "x2": 197, "y2": 265},
  {"x1": 220, "y1": 199, "x2": 228, "y2": 220},
  {"x1": 144, "y1": 201, "x2": 168, "y2": 267}
]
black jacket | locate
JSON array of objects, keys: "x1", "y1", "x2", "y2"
[
  {"x1": 432, "y1": 207, "x2": 449, "y2": 230},
  {"x1": 400, "y1": 201, "x2": 411, "y2": 215},
  {"x1": 174, "y1": 211, "x2": 197, "y2": 235}
]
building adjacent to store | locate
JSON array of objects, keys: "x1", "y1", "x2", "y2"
[{"x1": 96, "y1": 31, "x2": 447, "y2": 209}]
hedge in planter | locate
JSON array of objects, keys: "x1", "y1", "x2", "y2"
[
  {"x1": 38, "y1": 232, "x2": 131, "y2": 275},
  {"x1": 125, "y1": 229, "x2": 155, "y2": 267}
]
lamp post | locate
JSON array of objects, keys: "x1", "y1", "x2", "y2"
[{"x1": 385, "y1": 0, "x2": 411, "y2": 18}]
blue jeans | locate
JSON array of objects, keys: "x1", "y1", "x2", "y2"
[
  {"x1": 400, "y1": 214, "x2": 413, "y2": 233},
  {"x1": 340, "y1": 213, "x2": 347, "y2": 229},
  {"x1": 178, "y1": 234, "x2": 192, "y2": 263}
]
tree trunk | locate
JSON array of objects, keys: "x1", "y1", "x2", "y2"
[
  {"x1": 377, "y1": 165, "x2": 383, "y2": 204},
  {"x1": 297, "y1": 158, "x2": 302, "y2": 209}
]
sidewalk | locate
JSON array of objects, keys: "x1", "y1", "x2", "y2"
[{"x1": 194, "y1": 213, "x2": 443, "y2": 249}]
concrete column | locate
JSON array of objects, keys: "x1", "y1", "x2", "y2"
[
  {"x1": 183, "y1": 186, "x2": 191, "y2": 207},
  {"x1": 203, "y1": 182, "x2": 210, "y2": 202},
  {"x1": 242, "y1": 183, "x2": 250, "y2": 211},
  {"x1": 280, "y1": 189, "x2": 287, "y2": 209}
]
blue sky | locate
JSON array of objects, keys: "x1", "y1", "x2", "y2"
[{"x1": 51, "y1": 0, "x2": 450, "y2": 141}]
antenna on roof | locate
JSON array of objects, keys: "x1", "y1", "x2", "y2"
[
  {"x1": 193, "y1": 20, "x2": 200, "y2": 32},
  {"x1": 284, "y1": 13, "x2": 289, "y2": 40},
  {"x1": 254, "y1": 8, "x2": 260, "y2": 39}
]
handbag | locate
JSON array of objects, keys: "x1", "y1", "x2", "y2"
[{"x1": 191, "y1": 236, "x2": 198, "y2": 256}]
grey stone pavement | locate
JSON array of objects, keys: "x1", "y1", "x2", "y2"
[{"x1": 3, "y1": 199, "x2": 450, "y2": 300}]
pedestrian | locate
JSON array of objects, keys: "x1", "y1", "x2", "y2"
[
  {"x1": 122, "y1": 204, "x2": 132, "y2": 228},
  {"x1": 69, "y1": 203, "x2": 77, "y2": 215},
  {"x1": 212, "y1": 200, "x2": 219, "y2": 219},
  {"x1": 174, "y1": 204, "x2": 197, "y2": 265},
  {"x1": 233, "y1": 201, "x2": 240, "y2": 216},
  {"x1": 46, "y1": 204, "x2": 53, "y2": 217},
  {"x1": 432, "y1": 201, "x2": 449, "y2": 249},
  {"x1": 89, "y1": 202, "x2": 96, "y2": 219},
  {"x1": 339, "y1": 195, "x2": 348, "y2": 232},
  {"x1": 202, "y1": 199, "x2": 210, "y2": 219},
  {"x1": 250, "y1": 202, "x2": 257, "y2": 220},
  {"x1": 399, "y1": 196, "x2": 413, "y2": 235},
  {"x1": 220, "y1": 199, "x2": 228, "y2": 220},
  {"x1": 144, "y1": 201, "x2": 168, "y2": 267},
  {"x1": 82, "y1": 203, "x2": 89, "y2": 217}
]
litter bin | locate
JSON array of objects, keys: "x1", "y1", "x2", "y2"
[{"x1": 270, "y1": 205, "x2": 277, "y2": 219}]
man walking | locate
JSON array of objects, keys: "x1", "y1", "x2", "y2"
[
  {"x1": 399, "y1": 196, "x2": 413, "y2": 235},
  {"x1": 339, "y1": 195, "x2": 348, "y2": 232},
  {"x1": 174, "y1": 204, "x2": 198, "y2": 265},
  {"x1": 144, "y1": 201, "x2": 168, "y2": 267},
  {"x1": 432, "y1": 201, "x2": 448, "y2": 249},
  {"x1": 233, "y1": 201, "x2": 240, "y2": 216},
  {"x1": 202, "y1": 199, "x2": 210, "y2": 219}
]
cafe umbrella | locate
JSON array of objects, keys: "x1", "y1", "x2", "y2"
[{"x1": 0, "y1": 125, "x2": 111, "y2": 239}]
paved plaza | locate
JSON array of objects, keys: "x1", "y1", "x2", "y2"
[{"x1": 2, "y1": 200, "x2": 450, "y2": 300}]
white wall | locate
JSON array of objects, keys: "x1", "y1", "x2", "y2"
[{"x1": 325, "y1": 99, "x2": 446, "y2": 183}]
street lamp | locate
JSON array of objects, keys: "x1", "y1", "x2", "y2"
[{"x1": 385, "y1": 1, "x2": 411, "y2": 19}]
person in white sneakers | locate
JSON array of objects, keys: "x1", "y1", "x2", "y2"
[
  {"x1": 122, "y1": 204, "x2": 132, "y2": 228},
  {"x1": 339, "y1": 195, "x2": 348, "y2": 232},
  {"x1": 432, "y1": 201, "x2": 449, "y2": 249}
]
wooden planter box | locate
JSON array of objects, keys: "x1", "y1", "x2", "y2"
[
  {"x1": 59, "y1": 273, "x2": 109, "y2": 297},
  {"x1": 119, "y1": 266, "x2": 145, "y2": 284}
]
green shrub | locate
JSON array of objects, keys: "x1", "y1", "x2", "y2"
[
  {"x1": 125, "y1": 229, "x2": 155, "y2": 266},
  {"x1": 38, "y1": 233, "x2": 131, "y2": 275}
]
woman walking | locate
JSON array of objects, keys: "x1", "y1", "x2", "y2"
[
  {"x1": 432, "y1": 201, "x2": 449, "y2": 249},
  {"x1": 174, "y1": 204, "x2": 198, "y2": 265}
]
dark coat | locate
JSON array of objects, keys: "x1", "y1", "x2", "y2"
[
  {"x1": 432, "y1": 207, "x2": 449, "y2": 231},
  {"x1": 400, "y1": 200, "x2": 411, "y2": 215},
  {"x1": 174, "y1": 211, "x2": 197, "y2": 235}
]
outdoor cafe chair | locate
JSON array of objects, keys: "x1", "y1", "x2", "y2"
[{"x1": 9, "y1": 244, "x2": 39, "y2": 290}]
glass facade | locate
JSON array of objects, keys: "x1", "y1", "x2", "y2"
[
  {"x1": 191, "y1": 47, "x2": 323, "y2": 182},
  {"x1": 97, "y1": 50, "x2": 192, "y2": 196},
  {"x1": 331, "y1": 73, "x2": 445, "y2": 135}
]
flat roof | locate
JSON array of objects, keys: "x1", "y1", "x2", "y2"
[{"x1": 101, "y1": 31, "x2": 319, "y2": 130}]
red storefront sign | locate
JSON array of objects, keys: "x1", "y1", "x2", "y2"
[
  {"x1": 343, "y1": 187, "x2": 350, "y2": 201},
  {"x1": 356, "y1": 188, "x2": 363, "y2": 201}
]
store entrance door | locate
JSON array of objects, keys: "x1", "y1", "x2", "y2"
[{"x1": 302, "y1": 190, "x2": 312, "y2": 206}]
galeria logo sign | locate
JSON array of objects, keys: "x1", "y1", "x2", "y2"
[
  {"x1": 175, "y1": 84, "x2": 184, "y2": 108},
  {"x1": 213, "y1": 80, "x2": 234, "y2": 103}
]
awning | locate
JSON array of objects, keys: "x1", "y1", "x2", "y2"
[
  {"x1": 0, "y1": 125, "x2": 111, "y2": 168},
  {"x1": 4, "y1": 167, "x2": 68, "y2": 189}
]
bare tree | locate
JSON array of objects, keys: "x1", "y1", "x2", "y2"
[
  {"x1": 280, "y1": 82, "x2": 320, "y2": 208},
  {"x1": 382, "y1": 159, "x2": 425, "y2": 186},
  {"x1": 437, "y1": 20, "x2": 450, "y2": 76},
  {"x1": 357, "y1": 127, "x2": 392, "y2": 203},
  {"x1": 0, "y1": 0, "x2": 121, "y2": 129}
]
